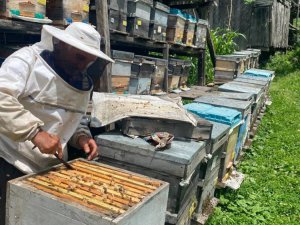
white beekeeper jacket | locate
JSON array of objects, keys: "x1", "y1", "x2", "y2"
[{"x1": 0, "y1": 28, "x2": 93, "y2": 174}]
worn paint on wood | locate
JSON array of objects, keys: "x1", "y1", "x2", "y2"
[
  {"x1": 203, "y1": 91, "x2": 255, "y2": 103},
  {"x1": 121, "y1": 117, "x2": 213, "y2": 141},
  {"x1": 7, "y1": 159, "x2": 169, "y2": 225},
  {"x1": 95, "y1": 132, "x2": 207, "y2": 179},
  {"x1": 91, "y1": 92, "x2": 198, "y2": 127},
  {"x1": 194, "y1": 96, "x2": 253, "y2": 119},
  {"x1": 210, "y1": 0, "x2": 290, "y2": 49}
]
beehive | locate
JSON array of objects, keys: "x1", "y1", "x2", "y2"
[
  {"x1": 196, "y1": 121, "x2": 229, "y2": 215},
  {"x1": 46, "y1": 0, "x2": 90, "y2": 25},
  {"x1": 7, "y1": 159, "x2": 169, "y2": 225},
  {"x1": 2, "y1": 0, "x2": 46, "y2": 18}
]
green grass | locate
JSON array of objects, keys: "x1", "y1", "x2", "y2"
[{"x1": 207, "y1": 72, "x2": 300, "y2": 225}]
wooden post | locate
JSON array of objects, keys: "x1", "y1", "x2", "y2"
[
  {"x1": 198, "y1": 50, "x2": 206, "y2": 86},
  {"x1": 163, "y1": 44, "x2": 170, "y2": 92},
  {"x1": 297, "y1": 0, "x2": 300, "y2": 42},
  {"x1": 206, "y1": 27, "x2": 216, "y2": 68},
  {"x1": 95, "y1": 0, "x2": 111, "y2": 92}
]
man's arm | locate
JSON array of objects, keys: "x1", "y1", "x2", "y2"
[
  {"x1": 69, "y1": 116, "x2": 98, "y2": 160},
  {"x1": 0, "y1": 50, "x2": 44, "y2": 141},
  {"x1": 0, "y1": 48, "x2": 62, "y2": 158}
]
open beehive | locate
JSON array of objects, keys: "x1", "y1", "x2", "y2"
[{"x1": 7, "y1": 159, "x2": 169, "y2": 225}]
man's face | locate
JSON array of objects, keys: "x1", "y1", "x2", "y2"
[{"x1": 53, "y1": 40, "x2": 97, "y2": 77}]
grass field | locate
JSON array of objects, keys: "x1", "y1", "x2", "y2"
[{"x1": 207, "y1": 72, "x2": 300, "y2": 225}]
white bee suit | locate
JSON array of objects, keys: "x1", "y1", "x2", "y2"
[{"x1": 0, "y1": 26, "x2": 92, "y2": 174}]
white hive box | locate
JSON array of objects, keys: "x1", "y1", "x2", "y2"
[{"x1": 6, "y1": 159, "x2": 169, "y2": 225}]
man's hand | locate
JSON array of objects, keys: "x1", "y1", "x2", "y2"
[
  {"x1": 78, "y1": 135, "x2": 99, "y2": 160},
  {"x1": 31, "y1": 130, "x2": 63, "y2": 159}
]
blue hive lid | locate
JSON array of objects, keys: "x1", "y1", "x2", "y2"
[
  {"x1": 183, "y1": 13, "x2": 197, "y2": 22},
  {"x1": 241, "y1": 74, "x2": 271, "y2": 81},
  {"x1": 170, "y1": 8, "x2": 185, "y2": 18},
  {"x1": 185, "y1": 103, "x2": 242, "y2": 128},
  {"x1": 244, "y1": 69, "x2": 274, "y2": 78},
  {"x1": 184, "y1": 103, "x2": 214, "y2": 118}
]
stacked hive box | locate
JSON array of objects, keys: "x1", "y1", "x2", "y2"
[
  {"x1": 167, "y1": 9, "x2": 186, "y2": 44},
  {"x1": 195, "y1": 121, "x2": 230, "y2": 217},
  {"x1": 129, "y1": 55, "x2": 155, "y2": 95},
  {"x1": 218, "y1": 69, "x2": 274, "y2": 129},
  {"x1": 218, "y1": 82, "x2": 264, "y2": 128},
  {"x1": 133, "y1": 56, "x2": 168, "y2": 94},
  {"x1": 179, "y1": 60, "x2": 192, "y2": 89},
  {"x1": 2, "y1": 0, "x2": 46, "y2": 19},
  {"x1": 111, "y1": 50, "x2": 134, "y2": 94},
  {"x1": 46, "y1": 0, "x2": 90, "y2": 25},
  {"x1": 214, "y1": 55, "x2": 243, "y2": 83},
  {"x1": 233, "y1": 51, "x2": 253, "y2": 69},
  {"x1": 203, "y1": 91, "x2": 255, "y2": 103},
  {"x1": 109, "y1": 0, "x2": 128, "y2": 33},
  {"x1": 95, "y1": 125, "x2": 213, "y2": 225},
  {"x1": 183, "y1": 14, "x2": 196, "y2": 46},
  {"x1": 6, "y1": 159, "x2": 169, "y2": 225},
  {"x1": 168, "y1": 58, "x2": 182, "y2": 90},
  {"x1": 194, "y1": 96, "x2": 253, "y2": 162},
  {"x1": 149, "y1": 1, "x2": 169, "y2": 42},
  {"x1": 246, "y1": 48, "x2": 261, "y2": 68},
  {"x1": 127, "y1": 0, "x2": 153, "y2": 38},
  {"x1": 184, "y1": 103, "x2": 242, "y2": 182},
  {"x1": 168, "y1": 58, "x2": 192, "y2": 91},
  {"x1": 194, "y1": 19, "x2": 208, "y2": 49}
]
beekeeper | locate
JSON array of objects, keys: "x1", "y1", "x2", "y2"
[{"x1": 0, "y1": 22, "x2": 113, "y2": 224}]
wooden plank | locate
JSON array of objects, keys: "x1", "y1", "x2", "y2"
[
  {"x1": 206, "y1": 28, "x2": 216, "y2": 68},
  {"x1": 95, "y1": 0, "x2": 111, "y2": 92},
  {"x1": 163, "y1": 44, "x2": 170, "y2": 93},
  {"x1": 0, "y1": 18, "x2": 43, "y2": 34},
  {"x1": 198, "y1": 51, "x2": 206, "y2": 86},
  {"x1": 168, "y1": 86, "x2": 213, "y2": 100}
]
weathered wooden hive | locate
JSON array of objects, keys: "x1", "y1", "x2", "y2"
[{"x1": 7, "y1": 159, "x2": 169, "y2": 225}]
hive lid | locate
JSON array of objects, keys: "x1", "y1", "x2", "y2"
[
  {"x1": 204, "y1": 91, "x2": 255, "y2": 102},
  {"x1": 13, "y1": 159, "x2": 167, "y2": 220},
  {"x1": 240, "y1": 74, "x2": 272, "y2": 82},
  {"x1": 112, "y1": 50, "x2": 135, "y2": 61},
  {"x1": 96, "y1": 132, "x2": 206, "y2": 166},
  {"x1": 235, "y1": 77, "x2": 269, "y2": 86},
  {"x1": 218, "y1": 83, "x2": 264, "y2": 101},
  {"x1": 197, "y1": 19, "x2": 209, "y2": 25},
  {"x1": 185, "y1": 103, "x2": 242, "y2": 128},
  {"x1": 244, "y1": 69, "x2": 275, "y2": 78},
  {"x1": 154, "y1": 1, "x2": 170, "y2": 13},
  {"x1": 230, "y1": 81, "x2": 266, "y2": 90},
  {"x1": 210, "y1": 121, "x2": 230, "y2": 144},
  {"x1": 194, "y1": 96, "x2": 252, "y2": 118},
  {"x1": 216, "y1": 55, "x2": 243, "y2": 62},
  {"x1": 169, "y1": 8, "x2": 186, "y2": 19}
]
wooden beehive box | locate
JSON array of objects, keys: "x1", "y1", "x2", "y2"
[
  {"x1": 2, "y1": 0, "x2": 46, "y2": 18},
  {"x1": 194, "y1": 96, "x2": 253, "y2": 119},
  {"x1": 167, "y1": 14, "x2": 185, "y2": 44},
  {"x1": 6, "y1": 159, "x2": 169, "y2": 225},
  {"x1": 203, "y1": 91, "x2": 255, "y2": 103},
  {"x1": 46, "y1": 0, "x2": 90, "y2": 25},
  {"x1": 215, "y1": 55, "x2": 243, "y2": 82}
]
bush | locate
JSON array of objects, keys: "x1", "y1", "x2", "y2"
[{"x1": 266, "y1": 45, "x2": 300, "y2": 76}]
